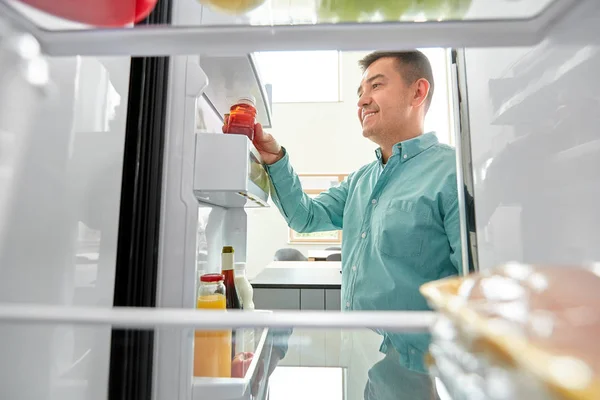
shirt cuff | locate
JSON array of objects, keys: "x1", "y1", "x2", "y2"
[{"x1": 265, "y1": 147, "x2": 292, "y2": 180}]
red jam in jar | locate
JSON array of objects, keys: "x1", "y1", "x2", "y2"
[{"x1": 223, "y1": 96, "x2": 257, "y2": 140}]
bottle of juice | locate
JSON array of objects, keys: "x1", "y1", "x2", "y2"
[
  {"x1": 223, "y1": 96, "x2": 257, "y2": 140},
  {"x1": 193, "y1": 273, "x2": 232, "y2": 378}
]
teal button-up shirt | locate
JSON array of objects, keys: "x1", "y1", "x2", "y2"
[{"x1": 266, "y1": 132, "x2": 462, "y2": 372}]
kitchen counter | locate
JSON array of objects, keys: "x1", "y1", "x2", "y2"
[
  {"x1": 250, "y1": 261, "x2": 341, "y2": 289},
  {"x1": 250, "y1": 261, "x2": 342, "y2": 311}
]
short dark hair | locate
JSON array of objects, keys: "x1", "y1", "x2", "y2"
[{"x1": 359, "y1": 50, "x2": 434, "y2": 112}]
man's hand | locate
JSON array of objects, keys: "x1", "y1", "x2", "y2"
[
  {"x1": 252, "y1": 123, "x2": 284, "y2": 165},
  {"x1": 223, "y1": 121, "x2": 284, "y2": 165},
  {"x1": 251, "y1": 349, "x2": 284, "y2": 397}
]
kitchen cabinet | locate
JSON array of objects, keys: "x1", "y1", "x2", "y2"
[
  {"x1": 250, "y1": 265, "x2": 342, "y2": 367},
  {"x1": 325, "y1": 289, "x2": 341, "y2": 311},
  {"x1": 253, "y1": 288, "x2": 300, "y2": 311},
  {"x1": 250, "y1": 265, "x2": 341, "y2": 311},
  {"x1": 300, "y1": 289, "x2": 325, "y2": 310}
]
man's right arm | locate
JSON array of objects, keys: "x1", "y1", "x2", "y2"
[{"x1": 266, "y1": 148, "x2": 349, "y2": 233}]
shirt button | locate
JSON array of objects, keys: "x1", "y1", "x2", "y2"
[
  {"x1": 346, "y1": 302, "x2": 350, "y2": 308},
  {"x1": 403, "y1": 154, "x2": 407, "y2": 159},
  {"x1": 352, "y1": 265, "x2": 357, "y2": 271},
  {"x1": 371, "y1": 199, "x2": 377, "y2": 205},
  {"x1": 361, "y1": 232, "x2": 366, "y2": 239}
]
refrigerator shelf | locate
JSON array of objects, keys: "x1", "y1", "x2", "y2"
[
  {"x1": 0, "y1": 0, "x2": 583, "y2": 56},
  {"x1": 0, "y1": 303, "x2": 436, "y2": 331}
]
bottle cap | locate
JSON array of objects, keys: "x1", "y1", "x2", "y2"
[
  {"x1": 222, "y1": 246, "x2": 234, "y2": 254},
  {"x1": 200, "y1": 273, "x2": 225, "y2": 283},
  {"x1": 234, "y1": 262, "x2": 246, "y2": 270}
]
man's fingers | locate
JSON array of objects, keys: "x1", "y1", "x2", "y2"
[{"x1": 254, "y1": 123, "x2": 264, "y2": 140}]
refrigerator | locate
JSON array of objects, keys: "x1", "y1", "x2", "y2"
[{"x1": 0, "y1": 0, "x2": 599, "y2": 399}]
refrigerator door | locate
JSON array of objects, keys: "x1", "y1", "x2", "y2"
[
  {"x1": 0, "y1": 25, "x2": 132, "y2": 400},
  {"x1": 0, "y1": 25, "x2": 48, "y2": 262},
  {"x1": 459, "y1": 1, "x2": 600, "y2": 270}
]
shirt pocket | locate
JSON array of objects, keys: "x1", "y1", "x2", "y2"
[{"x1": 378, "y1": 199, "x2": 431, "y2": 259}]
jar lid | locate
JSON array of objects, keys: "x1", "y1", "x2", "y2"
[
  {"x1": 200, "y1": 273, "x2": 225, "y2": 283},
  {"x1": 234, "y1": 95, "x2": 256, "y2": 107}
]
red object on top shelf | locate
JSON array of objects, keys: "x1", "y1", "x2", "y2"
[{"x1": 17, "y1": 0, "x2": 158, "y2": 27}]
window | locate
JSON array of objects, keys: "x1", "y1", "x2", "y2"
[
  {"x1": 420, "y1": 48, "x2": 454, "y2": 146},
  {"x1": 254, "y1": 51, "x2": 340, "y2": 103}
]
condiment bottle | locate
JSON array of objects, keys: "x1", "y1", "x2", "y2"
[
  {"x1": 221, "y1": 246, "x2": 241, "y2": 310},
  {"x1": 234, "y1": 262, "x2": 256, "y2": 353},
  {"x1": 234, "y1": 262, "x2": 255, "y2": 311},
  {"x1": 221, "y1": 246, "x2": 240, "y2": 359},
  {"x1": 223, "y1": 96, "x2": 257, "y2": 140}
]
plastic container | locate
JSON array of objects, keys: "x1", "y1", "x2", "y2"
[
  {"x1": 194, "y1": 273, "x2": 231, "y2": 378},
  {"x1": 234, "y1": 262, "x2": 254, "y2": 311},
  {"x1": 16, "y1": 0, "x2": 158, "y2": 27},
  {"x1": 420, "y1": 264, "x2": 600, "y2": 400},
  {"x1": 223, "y1": 96, "x2": 257, "y2": 140}
]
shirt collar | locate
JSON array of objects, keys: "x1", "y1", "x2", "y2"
[{"x1": 375, "y1": 132, "x2": 438, "y2": 164}]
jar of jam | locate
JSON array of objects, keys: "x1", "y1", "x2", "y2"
[{"x1": 223, "y1": 96, "x2": 257, "y2": 140}]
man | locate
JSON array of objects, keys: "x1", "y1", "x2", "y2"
[{"x1": 250, "y1": 50, "x2": 461, "y2": 395}]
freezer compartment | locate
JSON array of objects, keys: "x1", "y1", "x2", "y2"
[
  {"x1": 192, "y1": 326, "x2": 272, "y2": 400},
  {"x1": 194, "y1": 133, "x2": 270, "y2": 208}
]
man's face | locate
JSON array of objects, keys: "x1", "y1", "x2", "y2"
[{"x1": 357, "y1": 57, "x2": 413, "y2": 143}]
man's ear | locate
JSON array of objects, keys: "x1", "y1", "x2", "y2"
[{"x1": 412, "y1": 78, "x2": 430, "y2": 109}]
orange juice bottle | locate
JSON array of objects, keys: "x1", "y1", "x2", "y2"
[{"x1": 194, "y1": 273, "x2": 232, "y2": 378}]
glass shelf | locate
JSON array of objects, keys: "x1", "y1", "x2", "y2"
[
  {"x1": 0, "y1": 0, "x2": 582, "y2": 56},
  {"x1": 7, "y1": 0, "x2": 560, "y2": 30}
]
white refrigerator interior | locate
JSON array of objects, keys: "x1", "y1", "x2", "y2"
[
  {"x1": 0, "y1": 6, "x2": 131, "y2": 400},
  {"x1": 0, "y1": 0, "x2": 600, "y2": 400},
  {"x1": 462, "y1": 1, "x2": 600, "y2": 270}
]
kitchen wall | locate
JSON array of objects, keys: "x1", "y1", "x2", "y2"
[{"x1": 246, "y1": 49, "x2": 454, "y2": 278}]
